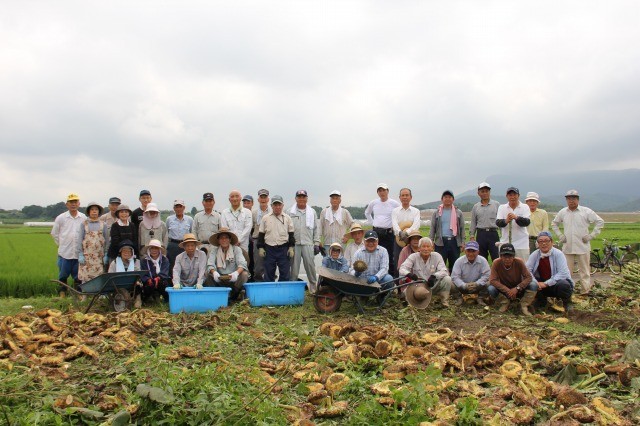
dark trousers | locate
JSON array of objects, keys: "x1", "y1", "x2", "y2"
[
  {"x1": 166, "y1": 241, "x2": 184, "y2": 278},
  {"x1": 247, "y1": 238, "x2": 255, "y2": 281},
  {"x1": 374, "y1": 227, "x2": 395, "y2": 276},
  {"x1": 536, "y1": 279, "x2": 574, "y2": 305},
  {"x1": 141, "y1": 278, "x2": 170, "y2": 302},
  {"x1": 264, "y1": 244, "x2": 290, "y2": 282},
  {"x1": 392, "y1": 240, "x2": 403, "y2": 278},
  {"x1": 476, "y1": 229, "x2": 499, "y2": 262},
  {"x1": 57, "y1": 256, "x2": 79, "y2": 292},
  {"x1": 434, "y1": 238, "x2": 460, "y2": 272}
]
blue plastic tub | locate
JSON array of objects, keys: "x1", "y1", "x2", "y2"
[
  {"x1": 166, "y1": 287, "x2": 231, "y2": 314},
  {"x1": 244, "y1": 281, "x2": 306, "y2": 306}
]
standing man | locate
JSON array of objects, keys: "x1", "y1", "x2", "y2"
[
  {"x1": 165, "y1": 199, "x2": 193, "y2": 274},
  {"x1": 392, "y1": 188, "x2": 421, "y2": 276},
  {"x1": 526, "y1": 231, "x2": 574, "y2": 314},
  {"x1": 318, "y1": 190, "x2": 353, "y2": 253},
  {"x1": 100, "y1": 197, "x2": 121, "y2": 234},
  {"x1": 220, "y1": 190, "x2": 253, "y2": 254},
  {"x1": 289, "y1": 190, "x2": 321, "y2": 293},
  {"x1": 430, "y1": 190, "x2": 465, "y2": 272},
  {"x1": 132, "y1": 189, "x2": 152, "y2": 229},
  {"x1": 469, "y1": 182, "x2": 500, "y2": 261},
  {"x1": 496, "y1": 187, "x2": 531, "y2": 261},
  {"x1": 51, "y1": 193, "x2": 87, "y2": 297},
  {"x1": 365, "y1": 184, "x2": 400, "y2": 275},
  {"x1": 252, "y1": 189, "x2": 272, "y2": 281},
  {"x1": 242, "y1": 194, "x2": 255, "y2": 280},
  {"x1": 450, "y1": 241, "x2": 491, "y2": 306},
  {"x1": 551, "y1": 190, "x2": 604, "y2": 295},
  {"x1": 350, "y1": 231, "x2": 394, "y2": 291},
  {"x1": 192, "y1": 192, "x2": 221, "y2": 255},
  {"x1": 257, "y1": 195, "x2": 295, "y2": 282},
  {"x1": 343, "y1": 223, "x2": 365, "y2": 268},
  {"x1": 525, "y1": 192, "x2": 549, "y2": 254}
]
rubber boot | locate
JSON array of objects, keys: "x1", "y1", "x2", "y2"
[
  {"x1": 450, "y1": 286, "x2": 463, "y2": 306},
  {"x1": 495, "y1": 294, "x2": 510, "y2": 313},
  {"x1": 477, "y1": 288, "x2": 489, "y2": 306},
  {"x1": 440, "y1": 290, "x2": 450, "y2": 308},
  {"x1": 520, "y1": 290, "x2": 537, "y2": 317},
  {"x1": 134, "y1": 294, "x2": 142, "y2": 309},
  {"x1": 562, "y1": 297, "x2": 574, "y2": 316}
]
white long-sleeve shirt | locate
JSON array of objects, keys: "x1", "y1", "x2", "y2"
[
  {"x1": 552, "y1": 206, "x2": 604, "y2": 255},
  {"x1": 51, "y1": 211, "x2": 87, "y2": 259},
  {"x1": 391, "y1": 205, "x2": 421, "y2": 235},
  {"x1": 496, "y1": 202, "x2": 530, "y2": 250},
  {"x1": 220, "y1": 207, "x2": 253, "y2": 251},
  {"x1": 365, "y1": 198, "x2": 400, "y2": 228}
]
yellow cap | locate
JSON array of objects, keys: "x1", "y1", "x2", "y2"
[{"x1": 67, "y1": 193, "x2": 80, "y2": 202}]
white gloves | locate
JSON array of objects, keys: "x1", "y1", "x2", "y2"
[
  {"x1": 173, "y1": 283, "x2": 181, "y2": 289},
  {"x1": 258, "y1": 248, "x2": 266, "y2": 258},
  {"x1": 230, "y1": 271, "x2": 239, "y2": 282},
  {"x1": 195, "y1": 283, "x2": 203, "y2": 289},
  {"x1": 212, "y1": 271, "x2": 221, "y2": 283},
  {"x1": 287, "y1": 247, "x2": 295, "y2": 258}
]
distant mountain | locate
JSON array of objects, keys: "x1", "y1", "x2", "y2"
[{"x1": 425, "y1": 169, "x2": 640, "y2": 212}]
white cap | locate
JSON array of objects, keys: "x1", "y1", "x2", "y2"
[
  {"x1": 478, "y1": 182, "x2": 491, "y2": 189},
  {"x1": 525, "y1": 192, "x2": 540, "y2": 202},
  {"x1": 329, "y1": 190, "x2": 341, "y2": 196},
  {"x1": 565, "y1": 189, "x2": 579, "y2": 197},
  {"x1": 377, "y1": 183, "x2": 389, "y2": 190}
]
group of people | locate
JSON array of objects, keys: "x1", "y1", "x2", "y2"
[{"x1": 50, "y1": 182, "x2": 604, "y2": 315}]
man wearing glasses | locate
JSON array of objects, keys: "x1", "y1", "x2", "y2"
[{"x1": 526, "y1": 231, "x2": 574, "y2": 315}]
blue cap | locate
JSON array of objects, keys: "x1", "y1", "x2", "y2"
[
  {"x1": 364, "y1": 230, "x2": 378, "y2": 240},
  {"x1": 242, "y1": 194, "x2": 253, "y2": 202},
  {"x1": 537, "y1": 231, "x2": 553, "y2": 240},
  {"x1": 464, "y1": 241, "x2": 480, "y2": 251},
  {"x1": 139, "y1": 189, "x2": 151, "y2": 197}
]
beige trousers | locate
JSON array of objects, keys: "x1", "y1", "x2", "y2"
[{"x1": 565, "y1": 253, "x2": 590, "y2": 293}]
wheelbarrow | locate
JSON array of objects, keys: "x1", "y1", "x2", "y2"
[
  {"x1": 313, "y1": 267, "x2": 424, "y2": 314},
  {"x1": 51, "y1": 271, "x2": 145, "y2": 313}
]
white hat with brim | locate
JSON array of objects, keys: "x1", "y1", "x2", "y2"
[
  {"x1": 405, "y1": 282, "x2": 432, "y2": 309},
  {"x1": 144, "y1": 203, "x2": 160, "y2": 214},
  {"x1": 525, "y1": 192, "x2": 540, "y2": 202},
  {"x1": 141, "y1": 239, "x2": 166, "y2": 256},
  {"x1": 208, "y1": 227, "x2": 239, "y2": 246}
]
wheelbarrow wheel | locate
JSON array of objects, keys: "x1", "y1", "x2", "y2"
[
  {"x1": 314, "y1": 287, "x2": 343, "y2": 313},
  {"x1": 112, "y1": 288, "x2": 132, "y2": 312}
]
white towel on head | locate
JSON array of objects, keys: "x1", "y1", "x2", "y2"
[
  {"x1": 290, "y1": 205, "x2": 315, "y2": 229},
  {"x1": 325, "y1": 207, "x2": 343, "y2": 226}
]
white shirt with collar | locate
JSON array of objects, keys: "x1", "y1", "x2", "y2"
[
  {"x1": 51, "y1": 210, "x2": 87, "y2": 259},
  {"x1": 391, "y1": 205, "x2": 421, "y2": 235},
  {"x1": 220, "y1": 207, "x2": 253, "y2": 251}
]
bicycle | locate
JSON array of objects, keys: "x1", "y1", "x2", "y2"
[
  {"x1": 620, "y1": 242, "x2": 640, "y2": 265},
  {"x1": 589, "y1": 238, "x2": 627, "y2": 275}
]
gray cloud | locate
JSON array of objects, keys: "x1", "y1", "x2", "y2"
[{"x1": 1, "y1": 1, "x2": 639, "y2": 210}]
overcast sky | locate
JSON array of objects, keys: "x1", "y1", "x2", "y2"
[{"x1": 1, "y1": 1, "x2": 639, "y2": 210}]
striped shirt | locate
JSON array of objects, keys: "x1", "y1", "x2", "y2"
[{"x1": 349, "y1": 246, "x2": 389, "y2": 280}]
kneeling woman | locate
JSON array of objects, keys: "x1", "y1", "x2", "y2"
[
  {"x1": 205, "y1": 227, "x2": 248, "y2": 302},
  {"x1": 140, "y1": 239, "x2": 171, "y2": 303}
]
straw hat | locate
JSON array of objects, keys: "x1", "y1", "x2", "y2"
[
  {"x1": 179, "y1": 233, "x2": 202, "y2": 248},
  {"x1": 208, "y1": 227, "x2": 239, "y2": 246},
  {"x1": 345, "y1": 223, "x2": 364, "y2": 237},
  {"x1": 141, "y1": 239, "x2": 166, "y2": 256},
  {"x1": 395, "y1": 221, "x2": 414, "y2": 247},
  {"x1": 405, "y1": 282, "x2": 432, "y2": 309}
]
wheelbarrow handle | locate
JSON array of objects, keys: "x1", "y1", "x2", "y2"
[{"x1": 50, "y1": 279, "x2": 85, "y2": 296}]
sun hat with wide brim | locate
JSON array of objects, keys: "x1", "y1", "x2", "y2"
[
  {"x1": 345, "y1": 223, "x2": 364, "y2": 237},
  {"x1": 179, "y1": 233, "x2": 202, "y2": 248},
  {"x1": 85, "y1": 201, "x2": 104, "y2": 216},
  {"x1": 208, "y1": 227, "x2": 239, "y2": 246},
  {"x1": 395, "y1": 221, "x2": 414, "y2": 248},
  {"x1": 115, "y1": 204, "x2": 133, "y2": 216},
  {"x1": 143, "y1": 203, "x2": 160, "y2": 215},
  {"x1": 141, "y1": 239, "x2": 166, "y2": 256},
  {"x1": 405, "y1": 281, "x2": 432, "y2": 309}
]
